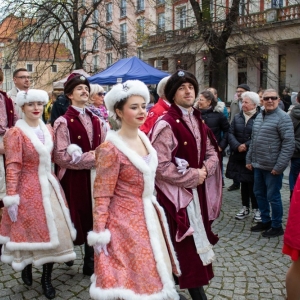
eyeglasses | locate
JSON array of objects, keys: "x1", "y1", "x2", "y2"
[
  {"x1": 16, "y1": 76, "x2": 32, "y2": 80},
  {"x1": 236, "y1": 90, "x2": 245, "y2": 93},
  {"x1": 98, "y1": 92, "x2": 105, "y2": 96},
  {"x1": 263, "y1": 96, "x2": 278, "y2": 101}
]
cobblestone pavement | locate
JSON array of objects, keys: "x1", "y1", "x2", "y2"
[{"x1": 0, "y1": 177, "x2": 290, "y2": 300}]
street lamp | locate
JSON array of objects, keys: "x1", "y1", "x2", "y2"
[{"x1": 3, "y1": 63, "x2": 11, "y2": 92}]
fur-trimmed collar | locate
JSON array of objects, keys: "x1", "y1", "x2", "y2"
[{"x1": 213, "y1": 101, "x2": 225, "y2": 113}]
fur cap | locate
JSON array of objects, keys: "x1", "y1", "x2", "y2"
[{"x1": 16, "y1": 89, "x2": 48, "y2": 107}]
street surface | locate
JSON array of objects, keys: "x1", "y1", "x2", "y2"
[{"x1": 0, "y1": 176, "x2": 290, "y2": 300}]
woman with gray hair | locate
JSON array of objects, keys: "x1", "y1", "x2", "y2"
[
  {"x1": 88, "y1": 84, "x2": 108, "y2": 123},
  {"x1": 226, "y1": 91, "x2": 261, "y2": 222}
]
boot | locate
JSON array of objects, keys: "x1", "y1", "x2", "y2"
[
  {"x1": 41, "y1": 263, "x2": 55, "y2": 299},
  {"x1": 83, "y1": 242, "x2": 94, "y2": 276},
  {"x1": 188, "y1": 286, "x2": 208, "y2": 300},
  {"x1": 21, "y1": 264, "x2": 32, "y2": 286}
]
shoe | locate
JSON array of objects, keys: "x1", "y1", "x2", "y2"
[
  {"x1": 227, "y1": 184, "x2": 240, "y2": 191},
  {"x1": 251, "y1": 221, "x2": 271, "y2": 232},
  {"x1": 64, "y1": 260, "x2": 74, "y2": 267},
  {"x1": 21, "y1": 264, "x2": 32, "y2": 286},
  {"x1": 41, "y1": 263, "x2": 55, "y2": 299},
  {"x1": 252, "y1": 209, "x2": 262, "y2": 222},
  {"x1": 262, "y1": 226, "x2": 284, "y2": 238},
  {"x1": 235, "y1": 206, "x2": 250, "y2": 220}
]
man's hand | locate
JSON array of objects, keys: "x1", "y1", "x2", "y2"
[
  {"x1": 271, "y1": 169, "x2": 279, "y2": 175},
  {"x1": 246, "y1": 164, "x2": 253, "y2": 171},
  {"x1": 238, "y1": 144, "x2": 247, "y2": 152},
  {"x1": 198, "y1": 167, "x2": 207, "y2": 185}
]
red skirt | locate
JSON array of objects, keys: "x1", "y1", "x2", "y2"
[{"x1": 283, "y1": 243, "x2": 300, "y2": 261}]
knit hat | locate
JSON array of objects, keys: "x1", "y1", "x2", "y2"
[
  {"x1": 164, "y1": 70, "x2": 199, "y2": 103},
  {"x1": 16, "y1": 89, "x2": 49, "y2": 107},
  {"x1": 157, "y1": 76, "x2": 170, "y2": 98},
  {"x1": 64, "y1": 75, "x2": 90, "y2": 96},
  {"x1": 104, "y1": 80, "x2": 150, "y2": 115},
  {"x1": 237, "y1": 83, "x2": 250, "y2": 91}
]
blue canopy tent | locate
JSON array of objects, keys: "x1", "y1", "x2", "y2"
[{"x1": 88, "y1": 56, "x2": 169, "y2": 85}]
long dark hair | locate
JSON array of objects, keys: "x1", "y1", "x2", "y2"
[{"x1": 201, "y1": 90, "x2": 217, "y2": 109}]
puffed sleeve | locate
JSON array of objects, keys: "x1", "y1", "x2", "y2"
[
  {"x1": 2, "y1": 128, "x2": 22, "y2": 206},
  {"x1": 87, "y1": 142, "x2": 120, "y2": 246}
]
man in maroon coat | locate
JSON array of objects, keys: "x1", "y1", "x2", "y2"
[
  {"x1": 151, "y1": 70, "x2": 222, "y2": 300},
  {"x1": 53, "y1": 75, "x2": 106, "y2": 276}
]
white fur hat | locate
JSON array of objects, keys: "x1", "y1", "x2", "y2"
[
  {"x1": 104, "y1": 80, "x2": 150, "y2": 114},
  {"x1": 16, "y1": 89, "x2": 49, "y2": 107},
  {"x1": 157, "y1": 76, "x2": 170, "y2": 98}
]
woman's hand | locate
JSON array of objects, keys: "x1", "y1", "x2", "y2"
[{"x1": 238, "y1": 144, "x2": 247, "y2": 152}]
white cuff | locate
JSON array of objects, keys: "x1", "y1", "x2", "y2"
[
  {"x1": 3, "y1": 194, "x2": 20, "y2": 207},
  {"x1": 67, "y1": 144, "x2": 83, "y2": 156},
  {"x1": 87, "y1": 229, "x2": 111, "y2": 246}
]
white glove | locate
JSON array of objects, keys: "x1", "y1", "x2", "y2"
[
  {"x1": 71, "y1": 150, "x2": 82, "y2": 164},
  {"x1": 8, "y1": 204, "x2": 18, "y2": 222},
  {"x1": 94, "y1": 243, "x2": 109, "y2": 256},
  {"x1": 175, "y1": 157, "x2": 189, "y2": 174}
]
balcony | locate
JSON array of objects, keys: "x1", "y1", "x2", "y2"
[{"x1": 147, "y1": 4, "x2": 300, "y2": 46}]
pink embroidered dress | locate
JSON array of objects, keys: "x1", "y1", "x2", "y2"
[
  {"x1": 88, "y1": 130, "x2": 181, "y2": 300},
  {"x1": 0, "y1": 119, "x2": 76, "y2": 271}
]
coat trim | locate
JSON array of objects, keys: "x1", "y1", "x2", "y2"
[
  {"x1": 89, "y1": 129, "x2": 179, "y2": 300},
  {"x1": 87, "y1": 229, "x2": 111, "y2": 246},
  {"x1": 2, "y1": 194, "x2": 20, "y2": 207},
  {"x1": 4, "y1": 119, "x2": 76, "y2": 251},
  {"x1": 67, "y1": 144, "x2": 83, "y2": 155}
]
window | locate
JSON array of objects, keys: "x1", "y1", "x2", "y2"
[
  {"x1": 106, "y1": 53, "x2": 113, "y2": 67},
  {"x1": 137, "y1": 18, "x2": 145, "y2": 36},
  {"x1": 92, "y1": 9, "x2": 99, "y2": 23},
  {"x1": 177, "y1": 6, "x2": 187, "y2": 29},
  {"x1": 93, "y1": 56, "x2": 99, "y2": 72},
  {"x1": 156, "y1": 0, "x2": 165, "y2": 5},
  {"x1": 106, "y1": 28, "x2": 113, "y2": 49},
  {"x1": 26, "y1": 64, "x2": 33, "y2": 72},
  {"x1": 120, "y1": 0, "x2": 126, "y2": 17},
  {"x1": 137, "y1": 48, "x2": 143, "y2": 59},
  {"x1": 106, "y1": 3, "x2": 112, "y2": 22},
  {"x1": 82, "y1": 37, "x2": 86, "y2": 51},
  {"x1": 157, "y1": 13, "x2": 165, "y2": 33},
  {"x1": 137, "y1": 0, "x2": 144, "y2": 11},
  {"x1": 51, "y1": 65, "x2": 57, "y2": 73},
  {"x1": 239, "y1": 0, "x2": 245, "y2": 15},
  {"x1": 93, "y1": 32, "x2": 99, "y2": 51},
  {"x1": 271, "y1": 0, "x2": 283, "y2": 8},
  {"x1": 120, "y1": 48, "x2": 127, "y2": 58},
  {"x1": 120, "y1": 23, "x2": 127, "y2": 44}
]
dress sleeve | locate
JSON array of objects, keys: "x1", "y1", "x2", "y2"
[
  {"x1": 203, "y1": 136, "x2": 219, "y2": 178},
  {"x1": 2, "y1": 128, "x2": 22, "y2": 206},
  {"x1": 53, "y1": 117, "x2": 95, "y2": 170},
  {"x1": 88, "y1": 142, "x2": 120, "y2": 246}
]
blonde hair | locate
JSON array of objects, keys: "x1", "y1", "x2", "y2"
[{"x1": 89, "y1": 84, "x2": 105, "y2": 100}]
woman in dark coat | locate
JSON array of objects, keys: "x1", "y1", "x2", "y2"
[{"x1": 225, "y1": 91, "x2": 261, "y2": 222}]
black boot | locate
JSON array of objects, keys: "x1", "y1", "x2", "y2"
[
  {"x1": 83, "y1": 242, "x2": 94, "y2": 276},
  {"x1": 188, "y1": 286, "x2": 207, "y2": 300},
  {"x1": 41, "y1": 263, "x2": 55, "y2": 299},
  {"x1": 21, "y1": 264, "x2": 32, "y2": 286}
]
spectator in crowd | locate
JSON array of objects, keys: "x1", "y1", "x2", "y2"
[
  {"x1": 226, "y1": 92, "x2": 260, "y2": 222},
  {"x1": 43, "y1": 91, "x2": 55, "y2": 124},
  {"x1": 0, "y1": 89, "x2": 76, "y2": 299},
  {"x1": 283, "y1": 174, "x2": 300, "y2": 300},
  {"x1": 140, "y1": 75, "x2": 170, "y2": 135},
  {"x1": 7, "y1": 68, "x2": 31, "y2": 118},
  {"x1": 195, "y1": 90, "x2": 229, "y2": 186},
  {"x1": 228, "y1": 83, "x2": 250, "y2": 191},
  {"x1": 288, "y1": 91, "x2": 300, "y2": 199},
  {"x1": 246, "y1": 89, "x2": 294, "y2": 237},
  {"x1": 282, "y1": 87, "x2": 292, "y2": 112},
  {"x1": 53, "y1": 75, "x2": 106, "y2": 276},
  {"x1": 88, "y1": 80, "x2": 180, "y2": 300},
  {"x1": 151, "y1": 70, "x2": 222, "y2": 300},
  {"x1": 206, "y1": 87, "x2": 229, "y2": 119},
  {"x1": 88, "y1": 84, "x2": 108, "y2": 122}
]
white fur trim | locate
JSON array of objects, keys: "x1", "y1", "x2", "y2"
[
  {"x1": 16, "y1": 89, "x2": 49, "y2": 107},
  {"x1": 2, "y1": 194, "x2": 20, "y2": 207},
  {"x1": 91, "y1": 130, "x2": 179, "y2": 300},
  {"x1": 213, "y1": 101, "x2": 225, "y2": 113},
  {"x1": 87, "y1": 229, "x2": 111, "y2": 246},
  {"x1": 104, "y1": 80, "x2": 150, "y2": 115},
  {"x1": 67, "y1": 144, "x2": 83, "y2": 156},
  {"x1": 157, "y1": 76, "x2": 170, "y2": 98},
  {"x1": 4, "y1": 119, "x2": 76, "y2": 251},
  {"x1": 0, "y1": 235, "x2": 9, "y2": 244}
]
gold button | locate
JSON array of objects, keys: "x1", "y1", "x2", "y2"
[
  {"x1": 202, "y1": 120, "x2": 205, "y2": 123},
  {"x1": 10, "y1": 110, "x2": 13, "y2": 113},
  {"x1": 99, "y1": 134, "x2": 100, "y2": 137},
  {"x1": 78, "y1": 136, "x2": 81, "y2": 139},
  {"x1": 176, "y1": 119, "x2": 180, "y2": 123},
  {"x1": 71, "y1": 119, "x2": 74, "y2": 122},
  {"x1": 184, "y1": 141, "x2": 187, "y2": 145}
]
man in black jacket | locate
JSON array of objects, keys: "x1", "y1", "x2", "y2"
[{"x1": 50, "y1": 93, "x2": 69, "y2": 126}]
